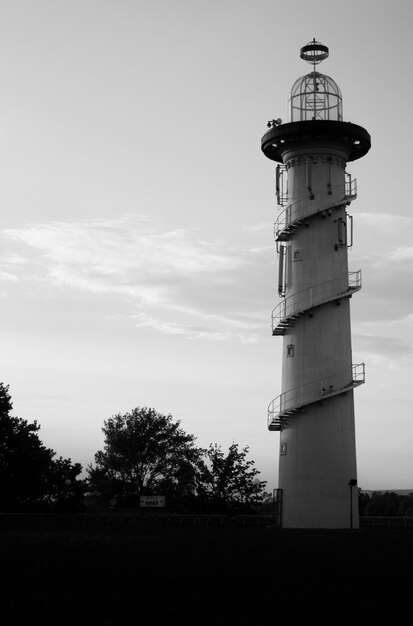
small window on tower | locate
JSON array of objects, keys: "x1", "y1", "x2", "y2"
[
  {"x1": 287, "y1": 344, "x2": 295, "y2": 357},
  {"x1": 293, "y1": 248, "x2": 303, "y2": 262},
  {"x1": 280, "y1": 442, "x2": 287, "y2": 455}
]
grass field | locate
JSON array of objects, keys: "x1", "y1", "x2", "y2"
[{"x1": 1, "y1": 522, "x2": 411, "y2": 625}]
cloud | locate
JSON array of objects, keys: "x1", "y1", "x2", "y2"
[
  {"x1": 352, "y1": 310, "x2": 413, "y2": 370},
  {"x1": 242, "y1": 222, "x2": 273, "y2": 232},
  {"x1": 0, "y1": 253, "x2": 26, "y2": 283},
  {"x1": 3, "y1": 209, "x2": 411, "y2": 357},
  {"x1": 388, "y1": 246, "x2": 413, "y2": 265},
  {"x1": 2, "y1": 214, "x2": 273, "y2": 342},
  {"x1": 131, "y1": 312, "x2": 261, "y2": 344},
  {"x1": 350, "y1": 212, "x2": 413, "y2": 322},
  {"x1": 353, "y1": 333, "x2": 413, "y2": 358},
  {"x1": 0, "y1": 271, "x2": 19, "y2": 282}
]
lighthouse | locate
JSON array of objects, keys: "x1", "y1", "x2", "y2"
[{"x1": 261, "y1": 40, "x2": 371, "y2": 528}]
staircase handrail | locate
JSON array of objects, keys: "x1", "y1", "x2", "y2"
[
  {"x1": 274, "y1": 179, "x2": 357, "y2": 240},
  {"x1": 267, "y1": 363, "x2": 365, "y2": 428},
  {"x1": 272, "y1": 270, "x2": 362, "y2": 330}
]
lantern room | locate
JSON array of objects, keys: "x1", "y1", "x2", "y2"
[
  {"x1": 288, "y1": 39, "x2": 343, "y2": 122},
  {"x1": 289, "y1": 72, "x2": 343, "y2": 122}
]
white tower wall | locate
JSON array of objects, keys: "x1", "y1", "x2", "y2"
[{"x1": 279, "y1": 152, "x2": 357, "y2": 528}]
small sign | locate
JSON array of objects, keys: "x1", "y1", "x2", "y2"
[{"x1": 140, "y1": 495, "x2": 166, "y2": 508}]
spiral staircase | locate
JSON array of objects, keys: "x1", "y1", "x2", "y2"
[
  {"x1": 268, "y1": 177, "x2": 365, "y2": 431},
  {"x1": 268, "y1": 363, "x2": 365, "y2": 431}
]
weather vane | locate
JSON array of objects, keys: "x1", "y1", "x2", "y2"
[{"x1": 300, "y1": 38, "x2": 329, "y2": 72}]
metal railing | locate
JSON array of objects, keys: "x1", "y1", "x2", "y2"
[
  {"x1": 360, "y1": 516, "x2": 413, "y2": 529},
  {"x1": 274, "y1": 179, "x2": 357, "y2": 241},
  {"x1": 0, "y1": 512, "x2": 273, "y2": 528},
  {"x1": 272, "y1": 271, "x2": 362, "y2": 334},
  {"x1": 268, "y1": 363, "x2": 365, "y2": 430}
]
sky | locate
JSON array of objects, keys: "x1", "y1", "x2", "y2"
[{"x1": 0, "y1": 0, "x2": 412, "y2": 492}]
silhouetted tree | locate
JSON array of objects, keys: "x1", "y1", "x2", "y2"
[
  {"x1": 46, "y1": 456, "x2": 85, "y2": 512},
  {"x1": 399, "y1": 493, "x2": 413, "y2": 516},
  {"x1": 367, "y1": 491, "x2": 400, "y2": 516},
  {"x1": 365, "y1": 491, "x2": 413, "y2": 517},
  {"x1": 358, "y1": 489, "x2": 371, "y2": 516},
  {"x1": 197, "y1": 443, "x2": 268, "y2": 513},
  {"x1": 0, "y1": 382, "x2": 85, "y2": 511},
  {"x1": 87, "y1": 407, "x2": 201, "y2": 506}
]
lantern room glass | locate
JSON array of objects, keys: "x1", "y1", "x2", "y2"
[{"x1": 289, "y1": 72, "x2": 343, "y2": 122}]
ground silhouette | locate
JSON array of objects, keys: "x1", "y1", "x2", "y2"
[{"x1": 0, "y1": 520, "x2": 411, "y2": 624}]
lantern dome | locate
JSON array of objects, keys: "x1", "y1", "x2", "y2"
[{"x1": 289, "y1": 71, "x2": 343, "y2": 122}]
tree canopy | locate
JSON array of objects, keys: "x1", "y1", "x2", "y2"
[
  {"x1": 197, "y1": 443, "x2": 268, "y2": 512},
  {"x1": 0, "y1": 382, "x2": 85, "y2": 511},
  {"x1": 359, "y1": 490, "x2": 413, "y2": 517},
  {"x1": 88, "y1": 407, "x2": 269, "y2": 512},
  {"x1": 87, "y1": 407, "x2": 201, "y2": 505}
]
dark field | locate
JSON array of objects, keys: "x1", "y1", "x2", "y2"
[{"x1": 0, "y1": 520, "x2": 411, "y2": 625}]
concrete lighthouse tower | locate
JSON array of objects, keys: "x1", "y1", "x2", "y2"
[{"x1": 261, "y1": 40, "x2": 371, "y2": 529}]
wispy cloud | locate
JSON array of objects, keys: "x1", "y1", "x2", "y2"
[
  {"x1": 2, "y1": 214, "x2": 272, "y2": 342},
  {"x1": 242, "y1": 221, "x2": 273, "y2": 232},
  {"x1": 354, "y1": 332, "x2": 413, "y2": 358},
  {"x1": 389, "y1": 246, "x2": 413, "y2": 265},
  {"x1": 130, "y1": 312, "x2": 261, "y2": 343},
  {"x1": 350, "y1": 212, "x2": 413, "y2": 321},
  {"x1": 3, "y1": 210, "x2": 412, "y2": 356},
  {"x1": 0, "y1": 271, "x2": 19, "y2": 282}
]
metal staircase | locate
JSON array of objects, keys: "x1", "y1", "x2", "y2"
[
  {"x1": 274, "y1": 179, "x2": 357, "y2": 242},
  {"x1": 268, "y1": 363, "x2": 365, "y2": 431},
  {"x1": 272, "y1": 271, "x2": 362, "y2": 335},
  {"x1": 268, "y1": 174, "x2": 363, "y2": 432}
]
